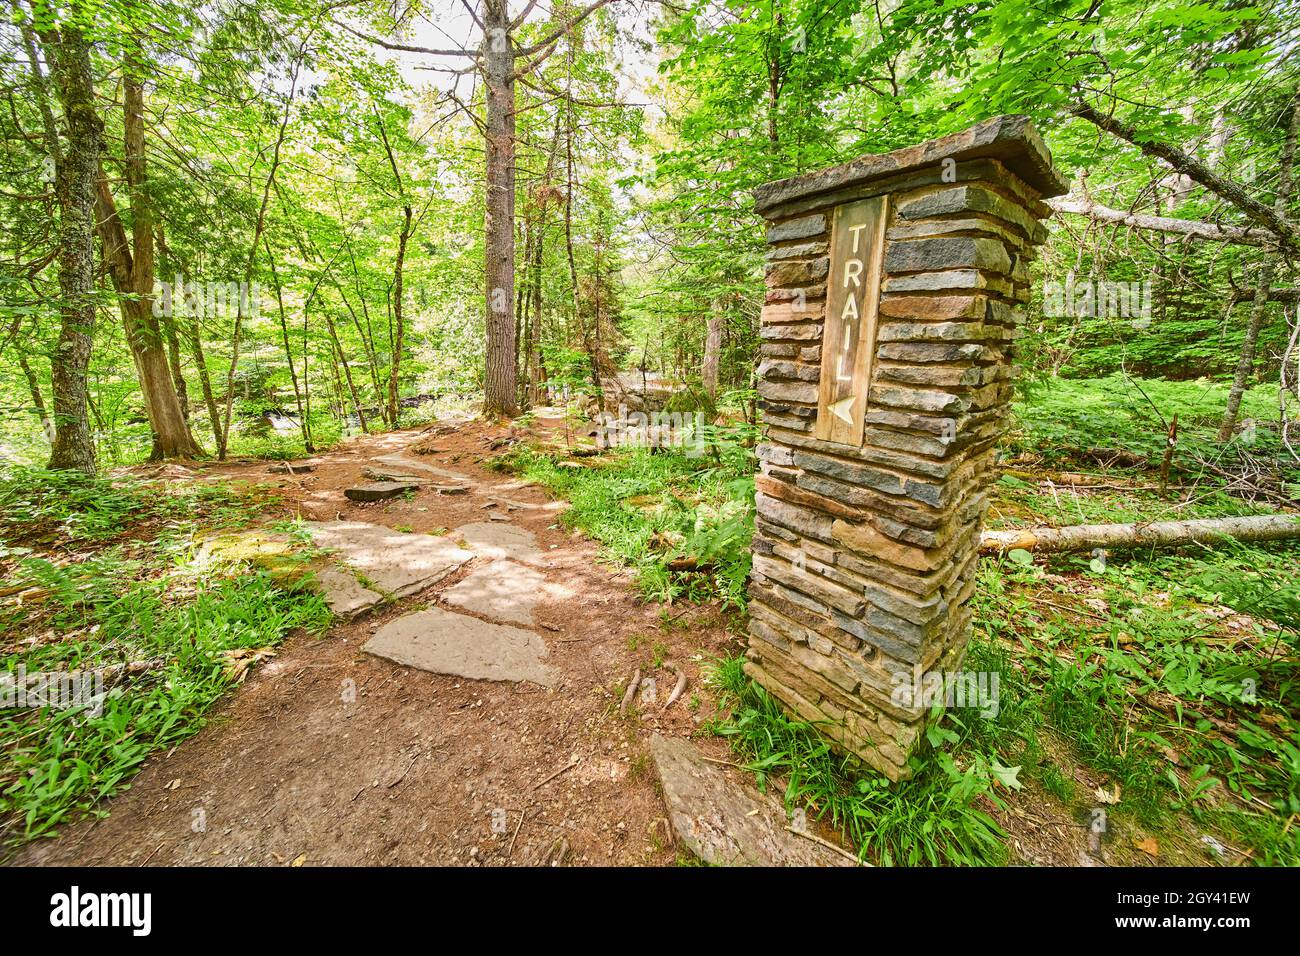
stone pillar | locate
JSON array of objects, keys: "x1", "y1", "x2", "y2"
[{"x1": 746, "y1": 116, "x2": 1066, "y2": 780}]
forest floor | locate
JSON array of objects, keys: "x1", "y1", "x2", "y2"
[
  {"x1": 4, "y1": 387, "x2": 1297, "y2": 867},
  {"x1": 10, "y1": 415, "x2": 750, "y2": 866}
]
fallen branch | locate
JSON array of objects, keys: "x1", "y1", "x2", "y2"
[
  {"x1": 619, "y1": 668, "x2": 640, "y2": 716},
  {"x1": 532, "y1": 756, "x2": 580, "y2": 792},
  {"x1": 980, "y1": 513, "x2": 1300, "y2": 554},
  {"x1": 784, "y1": 826, "x2": 868, "y2": 867},
  {"x1": 661, "y1": 668, "x2": 687, "y2": 712}
]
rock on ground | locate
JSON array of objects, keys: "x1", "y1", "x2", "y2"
[
  {"x1": 456, "y1": 521, "x2": 548, "y2": 566},
  {"x1": 314, "y1": 568, "x2": 383, "y2": 618},
  {"x1": 345, "y1": 481, "x2": 419, "y2": 502},
  {"x1": 305, "y1": 521, "x2": 474, "y2": 597},
  {"x1": 370, "y1": 453, "x2": 471, "y2": 484},
  {"x1": 649, "y1": 734, "x2": 857, "y2": 867},
  {"x1": 363, "y1": 606, "x2": 558, "y2": 687},
  {"x1": 440, "y1": 560, "x2": 572, "y2": 626}
]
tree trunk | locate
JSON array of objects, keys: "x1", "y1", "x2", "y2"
[
  {"x1": 159, "y1": 307, "x2": 189, "y2": 418},
  {"x1": 482, "y1": 0, "x2": 518, "y2": 418},
  {"x1": 1048, "y1": 196, "x2": 1272, "y2": 246},
  {"x1": 185, "y1": 314, "x2": 222, "y2": 450},
  {"x1": 527, "y1": 229, "x2": 547, "y2": 404},
  {"x1": 386, "y1": 208, "x2": 412, "y2": 425},
  {"x1": 1071, "y1": 100, "x2": 1299, "y2": 252},
  {"x1": 36, "y1": 21, "x2": 99, "y2": 474},
  {"x1": 322, "y1": 301, "x2": 368, "y2": 434},
  {"x1": 1218, "y1": 89, "x2": 1299, "y2": 441},
  {"x1": 218, "y1": 54, "x2": 299, "y2": 457},
  {"x1": 95, "y1": 66, "x2": 204, "y2": 459},
  {"x1": 702, "y1": 306, "x2": 723, "y2": 399},
  {"x1": 123, "y1": 297, "x2": 203, "y2": 458},
  {"x1": 18, "y1": 352, "x2": 55, "y2": 442},
  {"x1": 980, "y1": 514, "x2": 1300, "y2": 554},
  {"x1": 267, "y1": 248, "x2": 311, "y2": 450},
  {"x1": 1217, "y1": 264, "x2": 1277, "y2": 441}
]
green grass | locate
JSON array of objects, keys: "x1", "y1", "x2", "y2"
[
  {"x1": 974, "y1": 539, "x2": 1300, "y2": 864},
  {"x1": 707, "y1": 651, "x2": 1020, "y2": 866},
  {"x1": 0, "y1": 467, "x2": 331, "y2": 850},
  {"x1": 500, "y1": 429, "x2": 757, "y2": 609},
  {"x1": 1012, "y1": 374, "x2": 1283, "y2": 459},
  {"x1": 512, "y1": 378, "x2": 1299, "y2": 865}
]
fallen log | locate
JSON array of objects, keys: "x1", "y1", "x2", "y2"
[{"x1": 980, "y1": 513, "x2": 1300, "y2": 554}]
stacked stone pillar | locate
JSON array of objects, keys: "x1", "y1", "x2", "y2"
[{"x1": 747, "y1": 116, "x2": 1067, "y2": 780}]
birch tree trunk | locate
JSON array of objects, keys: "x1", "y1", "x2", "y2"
[
  {"x1": 981, "y1": 514, "x2": 1300, "y2": 553},
  {"x1": 702, "y1": 306, "x2": 723, "y2": 399}
]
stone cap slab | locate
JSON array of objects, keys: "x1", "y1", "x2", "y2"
[{"x1": 753, "y1": 115, "x2": 1068, "y2": 216}]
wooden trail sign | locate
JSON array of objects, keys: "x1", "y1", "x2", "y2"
[{"x1": 816, "y1": 196, "x2": 888, "y2": 445}]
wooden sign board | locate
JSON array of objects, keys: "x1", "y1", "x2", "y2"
[{"x1": 816, "y1": 196, "x2": 888, "y2": 445}]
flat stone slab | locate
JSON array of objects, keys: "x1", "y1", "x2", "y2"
[
  {"x1": 304, "y1": 521, "x2": 474, "y2": 597},
  {"x1": 649, "y1": 734, "x2": 857, "y2": 867},
  {"x1": 363, "y1": 607, "x2": 557, "y2": 686},
  {"x1": 362, "y1": 467, "x2": 425, "y2": 483},
  {"x1": 268, "y1": 461, "x2": 315, "y2": 474},
  {"x1": 315, "y1": 568, "x2": 383, "y2": 618},
  {"x1": 441, "y1": 560, "x2": 572, "y2": 626},
  {"x1": 371, "y1": 453, "x2": 471, "y2": 485},
  {"x1": 345, "y1": 481, "x2": 418, "y2": 502},
  {"x1": 455, "y1": 521, "x2": 547, "y2": 566},
  {"x1": 203, "y1": 529, "x2": 387, "y2": 619}
]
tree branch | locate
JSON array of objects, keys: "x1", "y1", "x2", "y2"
[
  {"x1": 513, "y1": 0, "x2": 616, "y2": 60},
  {"x1": 1070, "y1": 100, "x2": 1299, "y2": 252},
  {"x1": 1048, "y1": 195, "x2": 1274, "y2": 246},
  {"x1": 335, "y1": 20, "x2": 477, "y2": 57}
]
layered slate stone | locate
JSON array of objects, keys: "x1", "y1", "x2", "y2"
[
  {"x1": 345, "y1": 481, "x2": 420, "y2": 502},
  {"x1": 455, "y1": 521, "x2": 548, "y2": 566},
  {"x1": 748, "y1": 115, "x2": 1065, "y2": 780},
  {"x1": 363, "y1": 607, "x2": 558, "y2": 687},
  {"x1": 441, "y1": 559, "x2": 572, "y2": 626},
  {"x1": 649, "y1": 734, "x2": 857, "y2": 867},
  {"x1": 370, "y1": 453, "x2": 473, "y2": 485},
  {"x1": 303, "y1": 521, "x2": 474, "y2": 598}
]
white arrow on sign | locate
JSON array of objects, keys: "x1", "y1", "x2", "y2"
[{"x1": 829, "y1": 395, "x2": 855, "y2": 425}]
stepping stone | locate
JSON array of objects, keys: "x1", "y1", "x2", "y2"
[
  {"x1": 346, "y1": 481, "x2": 419, "y2": 502},
  {"x1": 304, "y1": 521, "x2": 474, "y2": 597},
  {"x1": 315, "y1": 568, "x2": 383, "y2": 618},
  {"x1": 441, "y1": 560, "x2": 572, "y2": 626},
  {"x1": 372, "y1": 453, "x2": 471, "y2": 484},
  {"x1": 362, "y1": 467, "x2": 425, "y2": 483},
  {"x1": 203, "y1": 529, "x2": 385, "y2": 618},
  {"x1": 455, "y1": 521, "x2": 547, "y2": 566},
  {"x1": 363, "y1": 607, "x2": 557, "y2": 686},
  {"x1": 268, "y1": 461, "x2": 315, "y2": 474},
  {"x1": 649, "y1": 734, "x2": 858, "y2": 867}
]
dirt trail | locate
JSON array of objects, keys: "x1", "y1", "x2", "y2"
[{"x1": 17, "y1": 418, "x2": 739, "y2": 866}]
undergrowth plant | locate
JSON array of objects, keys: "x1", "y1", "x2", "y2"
[{"x1": 0, "y1": 467, "x2": 331, "y2": 850}]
